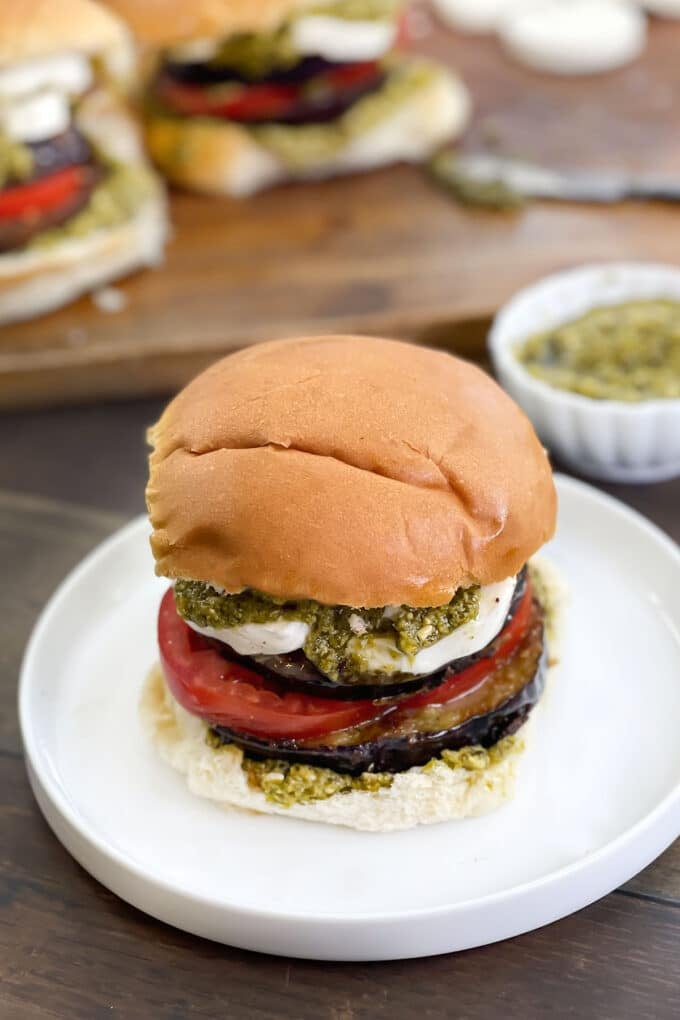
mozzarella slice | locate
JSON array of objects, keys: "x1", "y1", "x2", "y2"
[
  {"x1": 290, "y1": 16, "x2": 397, "y2": 62},
  {"x1": 499, "y1": 0, "x2": 646, "y2": 76},
  {"x1": 347, "y1": 577, "x2": 517, "y2": 675},
  {"x1": 0, "y1": 52, "x2": 92, "y2": 99},
  {"x1": 186, "y1": 575, "x2": 516, "y2": 675},
  {"x1": 187, "y1": 618, "x2": 310, "y2": 656},
  {"x1": 1, "y1": 89, "x2": 71, "y2": 143}
]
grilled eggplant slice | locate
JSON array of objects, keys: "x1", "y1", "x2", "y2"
[{"x1": 211, "y1": 595, "x2": 546, "y2": 775}]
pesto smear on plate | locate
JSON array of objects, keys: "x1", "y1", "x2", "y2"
[
  {"x1": 516, "y1": 299, "x2": 680, "y2": 401},
  {"x1": 174, "y1": 581, "x2": 481, "y2": 681}
]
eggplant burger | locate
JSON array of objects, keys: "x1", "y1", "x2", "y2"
[
  {"x1": 0, "y1": 0, "x2": 167, "y2": 324},
  {"x1": 143, "y1": 336, "x2": 561, "y2": 831},
  {"x1": 106, "y1": 0, "x2": 470, "y2": 195}
]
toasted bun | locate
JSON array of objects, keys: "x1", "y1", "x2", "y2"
[
  {"x1": 145, "y1": 61, "x2": 469, "y2": 196},
  {"x1": 0, "y1": 90, "x2": 168, "y2": 324},
  {"x1": 141, "y1": 664, "x2": 532, "y2": 831},
  {"x1": 147, "y1": 336, "x2": 557, "y2": 607},
  {"x1": 106, "y1": 0, "x2": 324, "y2": 47},
  {"x1": 0, "y1": 0, "x2": 132, "y2": 73}
]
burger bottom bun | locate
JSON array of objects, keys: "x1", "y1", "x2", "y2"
[
  {"x1": 141, "y1": 664, "x2": 534, "y2": 832},
  {"x1": 146, "y1": 63, "x2": 469, "y2": 196},
  {"x1": 0, "y1": 193, "x2": 167, "y2": 325}
]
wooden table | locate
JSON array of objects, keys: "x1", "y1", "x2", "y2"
[
  {"x1": 3, "y1": 17, "x2": 680, "y2": 410},
  {"x1": 1, "y1": 395, "x2": 679, "y2": 1018}
]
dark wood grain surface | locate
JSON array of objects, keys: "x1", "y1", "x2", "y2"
[
  {"x1": 2, "y1": 18, "x2": 680, "y2": 409},
  {"x1": 2, "y1": 393, "x2": 680, "y2": 1018}
]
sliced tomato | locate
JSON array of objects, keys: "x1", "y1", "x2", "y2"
[
  {"x1": 157, "y1": 588, "x2": 391, "y2": 739},
  {"x1": 312, "y1": 61, "x2": 381, "y2": 91},
  {"x1": 158, "y1": 580, "x2": 535, "y2": 740},
  {"x1": 0, "y1": 165, "x2": 87, "y2": 221},
  {"x1": 157, "y1": 78, "x2": 299, "y2": 119},
  {"x1": 157, "y1": 61, "x2": 380, "y2": 123},
  {"x1": 399, "y1": 582, "x2": 534, "y2": 710}
]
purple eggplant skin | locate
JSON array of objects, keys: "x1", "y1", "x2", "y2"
[
  {"x1": 216, "y1": 569, "x2": 528, "y2": 702},
  {"x1": 164, "y1": 55, "x2": 345, "y2": 87},
  {"x1": 27, "y1": 128, "x2": 93, "y2": 182},
  {"x1": 210, "y1": 624, "x2": 547, "y2": 777},
  {"x1": 0, "y1": 161, "x2": 102, "y2": 253},
  {"x1": 155, "y1": 64, "x2": 385, "y2": 126}
]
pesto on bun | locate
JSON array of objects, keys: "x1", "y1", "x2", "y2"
[{"x1": 144, "y1": 335, "x2": 561, "y2": 830}]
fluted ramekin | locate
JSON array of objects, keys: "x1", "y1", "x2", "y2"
[{"x1": 488, "y1": 262, "x2": 680, "y2": 483}]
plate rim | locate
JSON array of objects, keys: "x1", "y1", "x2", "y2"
[{"x1": 18, "y1": 474, "x2": 680, "y2": 930}]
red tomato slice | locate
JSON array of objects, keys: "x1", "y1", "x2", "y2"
[
  {"x1": 158, "y1": 78, "x2": 299, "y2": 120},
  {"x1": 0, "y1": 165, "x2": 87, "y2": 221},
  {"x1": 313, "y1": 61, "x2": 380, "y2": 91},
  {"x1": 157, "y1": 587, "x2": 391, "y2": 739},
  {"x1": 158, "y1": 61, "x2": 380, "y2": 123},
  {"x1": 399, "y1": 582, "x2": 534, "y2": 710}
]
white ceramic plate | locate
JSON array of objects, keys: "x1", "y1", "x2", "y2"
[{"x1": 19, "y1": 476, "x2": 680, "y2": 961}]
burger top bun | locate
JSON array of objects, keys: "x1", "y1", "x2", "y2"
[
  {"x1": 147, "y1": 335, "x2": 557, "y2": 608},
  {"x1": 0, "y1": 0, "x2": 132, "y2": 71},
  {"x1": 105, "y1": 0, "x2": 321, "y2": 48}
]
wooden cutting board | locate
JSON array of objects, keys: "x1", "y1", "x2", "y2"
[{"x1": 2, "y1": 16, "x2": 680, "y2": 409}]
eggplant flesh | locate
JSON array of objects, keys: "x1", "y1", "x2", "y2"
[
  {"x1": 218, "y1": 569, "x2": 528, "y2": 702},
  {"x1": 210, "y1": 602, "x2": 546, "y2": 776}
]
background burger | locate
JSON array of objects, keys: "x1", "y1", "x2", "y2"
[
  {"x1": 0, "y1": 0, "x2": 167, "y2": 324},
  {"x1": 106, "y1": 0, "x2": 470, "y2": 195},
  {"x1": 143, "y1": 335, "x2": 560, "y2": 831}
]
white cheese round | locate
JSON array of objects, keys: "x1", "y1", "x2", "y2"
[
  {"x1": 347, "y1": 576, "x2": 517, "y2": 675},
  {"x1": 187, "y1": 618, "x2": 310, "y2": 656},
  {"x1": 499, "y1": 0, "x2": 646, "y2": 76},
  {"x1": 186, "y1": 575, "x2": 516, "y2": 675},
  {"x1": 0, "y1": 52, "x2": 92, "y2": 99},
  {"x1": 1, "y1": 89, "x2": 71, "y2": 143},
  {"x1": 290, "y1": 16, "x2": 397, "y2": 62}
]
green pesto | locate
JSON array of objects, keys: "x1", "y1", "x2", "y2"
[
  {"x1": 208, "y1": 29, "x2": 299, "y2": 79},
  {"x1": 174, "y1": 579, "x2": 480, "y2": 682},
  {"x1": 204, "y1": 731, "x2": 520, "y2": 807},
  {"x1": 423, "y1": 734, "x2": 519, "y2": 774},
  {"x1": 392, "y1": 587, "x2": 481, "y2": 656},
  {"x1": 251, "y1": 59, "x2": 438, "y2": 168},
  {"x1": 28, "y1": 160, "x2": 158, "y2": 250},
  {"x1": 240, "y1": 754, "x2": 393, "y2": 807},
  {"x1": 0, "y1": 133, "x2": 34, "y2": 189},
  {"x1": 428, "y1": 150, "x2": 525, "y2": 210},
  {"x1": 515, "y1": 300, "x2": 680, "y2": 401}
]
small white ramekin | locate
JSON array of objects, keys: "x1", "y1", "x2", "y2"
[{"x1": 488, "y1": 262, "x2": 680, "y2": 483}]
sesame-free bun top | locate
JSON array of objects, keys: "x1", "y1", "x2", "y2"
[
  {"x1": 106, "y1": 0, "x2": 320, "y2": 48},
  {"x1": 147, "y1": 336, "x2": 557, "y2": 608},
  {"x1": 0, "y1": 0, "x2": 131, "y2": 69}
]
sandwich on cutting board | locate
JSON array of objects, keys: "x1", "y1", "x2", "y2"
[
  {"x1": 0, "y1": 0, "x2": 168, "y2": 325},
  {"x1": 106, "y1": 0, "x2": 471, "y2": 195}
]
